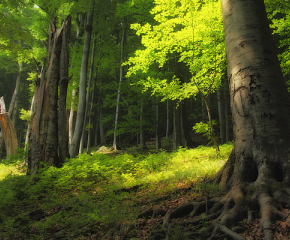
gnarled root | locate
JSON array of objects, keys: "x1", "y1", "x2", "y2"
[{"x1": 162, "y1": 179, "x2": 290, "y2": 240}]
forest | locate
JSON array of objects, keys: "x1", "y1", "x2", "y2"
[{"x1": 1, "y1": 0, "x2": 290, "y2": 239}]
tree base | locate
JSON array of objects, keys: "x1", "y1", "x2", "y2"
[{"x1": 161, "y1": 176, "x2": 290, "y2": 239}]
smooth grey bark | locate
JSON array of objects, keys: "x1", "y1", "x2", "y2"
[
  {"x1": 68, "y1": 12, "x2": 87, "y2": 148},
  {"x1": 223, "y1": 81, "x2": 230, "y2": 142},
  {"x1": 79, "y1": 37, "x2": 96, "y2": 154},
  {"x1": 69, "y1": 7, "x2": 94, "y2": 158},
  {"x1": 205, "y1": 0, "x2": 290, "y2": 238}
]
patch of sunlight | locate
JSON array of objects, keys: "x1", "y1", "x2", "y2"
[{"x1": 0, "y1": 163, "x2": 24, "y2": 180}]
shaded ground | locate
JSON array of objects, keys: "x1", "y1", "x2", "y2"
[{"x1": 87, "y1": 187, "x2": 290, "y2": 240}]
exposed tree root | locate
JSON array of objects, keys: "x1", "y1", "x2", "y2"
[{"x1": 162, "y1": 176, "x2": 290, "y2": 240}]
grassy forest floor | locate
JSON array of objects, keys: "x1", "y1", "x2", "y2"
[{"x1": 0, "y1": 140, "x2": 290, "y2": 239}]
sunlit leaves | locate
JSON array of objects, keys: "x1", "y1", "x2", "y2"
[{"x1": 126, "y1": 0, "x2": 225, "y2": 101}]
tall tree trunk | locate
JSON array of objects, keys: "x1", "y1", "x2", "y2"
[
  {"x1": 87, "y1": 70, "x2": 97, "y2": 154},
  {"x1": 112, "y1": 28, "x2": 125, "y2": 151},
  {"x1": 69, "y1": 7, "x2": 94, "y2": 158},
  {"x1": 172, "y1": 102, "x2": 181, "y2": 150},
  {"x1": 80, "y1": 38, "x2": 96, "y2": 154},
  {"x1": 166, "y1": 100, "x2": 171, "y2": 139},
  {"x1": 98, "y1": 78, "x2": 106, "y2": 145},
  {"x1": 68, "y1": 89, "x2": 77, "y2": 146},
  {"x1": 58, "y1": 16, "x2": 71, "y2": 165},
  {"x1": 155, "y1": 98, "x2": 161, "y2": 152},
  {"x1": 140, "y1": 96, "x2": 147, "y2": 151},
  {"x1": 217, "y1": 87, "x2": 226, "y2": 144},
  {"x1": 68, "y1": 12, "x2": 87, "y2": 147},
  {"x1": 194, "y1": 1, "x2": 290, "y2": 238},
  {"x1": 201, "y1": 93, "x2": 220, "y2": 154}
]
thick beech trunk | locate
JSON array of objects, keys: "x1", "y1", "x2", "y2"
[
  {"x1": 208, "y1": 1, "x2": 290, "y2": 237},
  {"x1": 162, "y1": 1, "x2": 290, "y2": 239},
  {"x1": 69, "y1": 7, "x2": 94, "y2": 158}
]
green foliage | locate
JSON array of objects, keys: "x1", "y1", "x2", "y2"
[
  {"x1": 266, "y1": 0, "x2": 290, "y2": 76},
  {"x1": 193, "y1": 120, "x2": 217, "y2": 142},
  {"x1": 19, "y1": 108, "x2": 32, "y2": 121},
  {"x1": 0, "y1": 143, "x2": 232, "y2": 238},
  {"x1": 126, "y1": 0, "x2": 226, "y2": 101}
]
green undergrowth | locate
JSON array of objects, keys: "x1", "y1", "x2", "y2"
[{"x1": 0, "y1": 143, "x2": 232, "y2": 239}]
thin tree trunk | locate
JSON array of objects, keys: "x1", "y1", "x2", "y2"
[
  {"x1": 201, "y1": 93, "x2": 220, "y2": 155},
  {"x1": 80, "y1": 38, "x2": 96, "y2": 154},
  {"x1": 140, "y1": 97, "x2": 147, "y2": 151},
  {"x1": 8, "y1": 62, "x2": 23, "y2": 117},
  {"x1": 155, "y1": 98, "x2": 161, "y2": 152},
  {"x1": 172, "y1": 102, "x2": 181, "y2": 150},
  {"x1": 68, "y1": 89, "x2": 76, "y2": 146},
  {"x1": 180, "y1": 101, "x2": 195, "y2": 148},
  {"x1": 69, "y1": 7, "x2": 94, "y2": 158},
  {"x1": 24, "y1": 96, "x2": 35, "y2": 151},
  {"x1": 112, "y1": 28, "x2": 125, "y2": 151},
  {"x1": 217, "y1": 88, "x2": 226, "y2": 144},
  {"x1": 87, "y1": 68, "x2": 97, "y2": 154},
  {"x1": 166, "y1": 100, "x2": 170, "y2": 139},
  {"x1": 98, "y1": 78, "x2": 106, "y2": 145}
]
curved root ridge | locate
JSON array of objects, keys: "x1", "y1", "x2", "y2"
[{"x1": 162, "y1": 185, "x2": 290, "y2": 240}]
